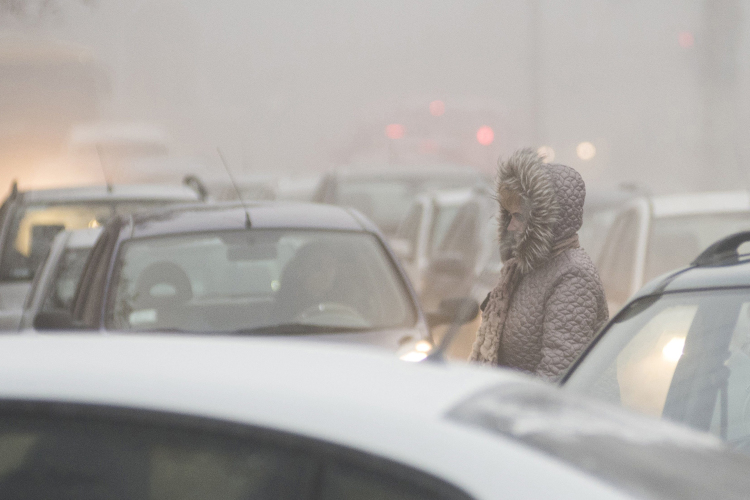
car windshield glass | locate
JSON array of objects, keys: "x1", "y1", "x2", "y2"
[
  {"x1": 0, "y1": 201, "x2": 171, "y2": 281},
  {"x1": 41, "y1": 247, "x2": 94, "y2": 312},
  {"x1": 335, "y1": 177, "x2": 476, "y2": 234},
  {"x1": 565, "y1": 289, "x2": 750, "y2": 454},
  {"x1": 107, "y1": 229, "x2": 416, "y2": 333},
  {"x1": 644, "y1": 213, "x2": 750, "y2": 282}
]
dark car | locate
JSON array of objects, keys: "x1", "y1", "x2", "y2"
[
  {"x1": 36, "y1": 202, "x2": 476, "y2": 358},
  {"x1": 0, "y1": 182, "x2": 203, "y2": 330},
  {"x1": 312, "y1": 165, "x2": 487, "y2": 238},
  {"x1": 563, "y1": 231, "x2": 750, "y2": 455}
]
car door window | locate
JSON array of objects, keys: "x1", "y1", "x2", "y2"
[
  {"x1": 320, "y1": 462, "x2": 447, "y2": 500},
  {"x1": 395, "y1": 204, "x2": 423, "y2": 261},
  {"x1": 0, "y1": 410, "x2": 315, "y2": 500},
  {"x1": 567, "y1": 289, "x2": 750, "y2": 453},
  {"x1": 0, "y1": 406, "x2": 472, "y2": 500},
  {"x1": 598, "y1": 210, "x2": 639, "y2": 307}
]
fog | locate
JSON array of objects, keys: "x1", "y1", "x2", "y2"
[{"x1": 1, "y1": 0, "x2": 749, "y2": 194}]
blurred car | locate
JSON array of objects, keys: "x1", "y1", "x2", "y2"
[
  {"x1": 0, "y1": 334, "x2": 749, "y2": 499},
  {"x1": 596, "y1": 190, "x2": 750, "y2": 314},
  {"x1": 563, "y1": 231, "x2": 750, "y2": 455},
  {"x1": 420, "y1": 186, "x2": 499, "y2": 312},
  {"x1": 18, "y1": 227, "x2": 102, "y2": 331},
  {"x1": 312, "y1": 165, "x2": 487, "y2": 238},
  {"x1": 0, "y1": 182, "x2": 203, "y2": 330},
  {"x1": 390, "y1": 188, "x2": 476, "y2": 295},
  {"x1": 35, "y1": 202, "x2": 476, "y2": 358},
  {"x1": 579, "y1": 186, "x2": 642, "y2": 263}
]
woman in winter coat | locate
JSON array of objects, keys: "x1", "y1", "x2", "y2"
[{"x1": 470, "y1": 148, "x2": 608, "y2": 381}]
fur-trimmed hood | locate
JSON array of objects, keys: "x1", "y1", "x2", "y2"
[{"x1": 497, "y1": 148, "x2": 585, "y2": 274}]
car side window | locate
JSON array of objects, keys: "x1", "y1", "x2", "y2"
[
  {"x1": 320, "y1": 461, "x2": 447, "y2": 500},
  {"x1": 395, "y1": 204, "x2": 423, "y2": 260},
  {"x1": 438, "y1": 202, "x2": 480, "y2": 262},
  {"x1": 0, "y1": 406, "x2": 472, "y2": 500},
  {"x1": 598, "y1": 210, "x2": 639, "y2": 308},
  {"x1": 0, "y1": 410, "x2": 316, "y2": 500}
]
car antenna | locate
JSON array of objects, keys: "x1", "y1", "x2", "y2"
[
  {"x1": 217, "y1": 147, "x2": 251, "y2": 228},
  {"x1": 95, "y1": 144, "x2": 113, "y2": 193},
  {"x1": 424, "y1": 300, "x2": 479, "y2": 363}
]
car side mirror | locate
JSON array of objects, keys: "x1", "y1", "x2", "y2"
[
  {"x1": 426, "y1": 297, "x2": 479, "y2": 328},
  {"x1": 33, "y1": 310, "x2": 75, "y2": 330}
]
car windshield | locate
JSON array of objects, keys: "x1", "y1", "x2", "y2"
[
  {"x1": 107, "y1": 229, "x2": 416, "y2": 334},
  {"x1": 335, "y1": 177, "x2": 476, "y2": 234},
  {"x1": 565, "y1": 288, "x2": 750, "y2": 454},
  {"x1": 0, "y1": 201, "x2": 172, "y2": 281},
  {"x1": 644, "y1": 213, "x2": 750, "y2": 283}
]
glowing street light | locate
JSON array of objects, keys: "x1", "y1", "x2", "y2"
[
  {"x1": 576, "y1": 141, "x2": 596, "y2": 160},
  {"x1": 385, "y1": 123, "x2": 405, "y2": 140},
  {"x1": 537, "y1": 145, "x2": 555, "y2": 163},
  {"x1": 429, "y1": 100, "x2": 445, "y2": 117},
  {"x1": 476, "y1": 126, "x2": 494, "y2": 146}
]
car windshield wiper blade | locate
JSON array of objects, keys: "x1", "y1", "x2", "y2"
[{"x1": 229, "y1": 323, "x2": 376, "y2": 335}]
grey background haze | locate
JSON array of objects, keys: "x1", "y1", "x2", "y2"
[{"x1": 2, "y1": 0, "x2": 749, "y2": 194}]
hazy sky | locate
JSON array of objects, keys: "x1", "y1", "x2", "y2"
[{"x1": 4, "y1": 0, "x2": 749, "y2": 194}]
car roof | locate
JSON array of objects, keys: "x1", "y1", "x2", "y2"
[
  {"x1": 0, "y1": 334, "x2": 745, "y2": 500},
  {"x1": 17, "y1": 184, "x2": 200, "y2": 204},
  {"x1": 649, "y1": 190, "x2": 750, "y2": 218},
  {"x1": 125, "y1": 201, "x2": 376, "y2": 239},
  {"x1": 634, "y1": 257, "x2": 750, "y2": 297}
]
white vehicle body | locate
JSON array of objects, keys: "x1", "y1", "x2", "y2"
[
  {"x1": 0, "y1": 335, "x2": 747, "y2": 499},
  {"x1": 596, "y1": 190, "x2": 750, "y2": 314}
]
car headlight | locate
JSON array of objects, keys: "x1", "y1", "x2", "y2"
[{"x1": 398, "y1": 339, "x2": 433, "y2": 362}]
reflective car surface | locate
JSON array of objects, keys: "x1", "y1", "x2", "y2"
[
  {"x1": 1, "y1": 335, "x2": 749, "y2": 500},
  {"x1": 564, "y1": 232, "x2": 750, "y2": 455}
]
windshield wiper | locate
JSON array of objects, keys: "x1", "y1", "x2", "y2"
[{"x1": 229, "y1": 323, "x2": 376, "y2": 336}]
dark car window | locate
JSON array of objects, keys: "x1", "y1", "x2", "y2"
[
  {"x1": 438, "y1": 202, "x2": 480, "y2": 262},
  {"x1": 0, "y1": 405, "x2": 472, "y2": 500},
  {"x1": 395, "y1": 203, "x2": 423, "y2": 261},
  {"x1": 565, "y1": 289, "x2": 750, "y2": 454},
  {"x1": 598, "y1": 209, "x2": 640, "y2": 307},
  {"x1": 41, "y1": 247, "x2": 95, "y2": 312},
  {"x1": 106, "y1": 229, "x2": 417, "y2": 333},
  {"x1": 0, "y1": 411, "x2": 315, "y2": 499},
  {"x1": 0, "y1": 201, "x2": 171, "y2": 282}
]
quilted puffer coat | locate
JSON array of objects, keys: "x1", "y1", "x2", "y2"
[{"x1": 474, "y1": 149, "x2": 608, "y2": 381}]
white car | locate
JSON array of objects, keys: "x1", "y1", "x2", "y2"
[
  {"x1": 596, "y1": 190, "x2": 750, "y2": 313},
  {"x1": 0, "y1": 335, "x2": 748, "y2": 499}
]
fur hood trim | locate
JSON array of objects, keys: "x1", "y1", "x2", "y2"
[{"x1": 497, "y1": 149, "x2": 559, "y2": 274}]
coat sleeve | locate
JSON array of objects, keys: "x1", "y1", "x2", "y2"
[{"x1": 535, "y1": 271, "x2": 601, "y2": 382}]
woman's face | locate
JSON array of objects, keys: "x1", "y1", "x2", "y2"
[{"x1": 501, "y1": 192, "x2": 526, "y2": 234}]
